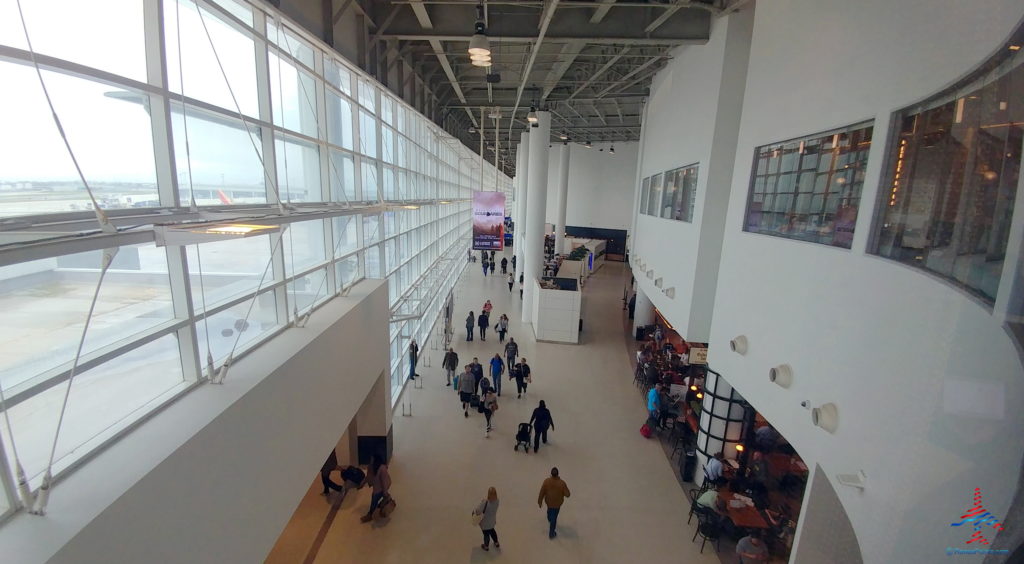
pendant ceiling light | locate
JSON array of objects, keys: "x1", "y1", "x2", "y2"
[
  {"x1": 527, "y1": 106, "x2": 538, "y2": 123},
  {"x1": 609, "y1": 145, "x2": 616, "y2": 155},
  {"x1": 584, "y1": 140, "x2": 592, "y2": 148},
  {"x1": 468, "y1": 3, "x2": 491, "y2": 56}
]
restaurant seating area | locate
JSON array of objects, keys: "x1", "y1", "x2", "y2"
[{"x1": 629, "y1": 318, "x2": 806, "y2": 562}]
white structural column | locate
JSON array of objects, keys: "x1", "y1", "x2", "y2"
[
  {"x1": 632, "y1": 285, "x2": 654, "y2": 335},
  {"x1": 521, "y1": 111, "x2": 551, "y2": 323},
  {"x1": 515, "y1": 129, "x2": 531, "y2": 290},
  {"x1": 554, "y1": 143, "x2": 571, "y2": 254},
  {"x1": 512, "y1": 148, "x2": 524, "y2": 258}
]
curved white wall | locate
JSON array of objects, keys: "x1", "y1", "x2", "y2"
[
  {"x1": 544, "y1": 142, "x2": 639, "y2": 231},
  {"x1": 705, "y1": 1, "x2": 1024, "y2": 562},
  {"x1": 633, "y1": 1, "x2": 1024, "y2": 561}
]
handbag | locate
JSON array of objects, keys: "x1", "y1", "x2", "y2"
[
  {"x1": 526, "y1": 374, "x2": 533, "y2": 384},
  {"x1": 377, "y1": 494, "x2": 397, "y2": 518},
  {"x1": 472, "y1": 501, "x2": 488, "y2": 526}
]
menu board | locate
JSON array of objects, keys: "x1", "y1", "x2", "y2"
[{"x1": 690, "y1": 346, "x2": 708, "y2": 364}]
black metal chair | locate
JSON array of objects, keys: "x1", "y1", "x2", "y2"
[
  {"x1": 687, "y1": 488, "x2": 701, "y2": 524},
  {"x1": 691, "y1": 507, "x2": 722, "y2": 553}
]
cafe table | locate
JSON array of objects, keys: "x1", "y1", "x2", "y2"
[{"x1": 719, "y1": 491, "x2": 769, "y2": 529}]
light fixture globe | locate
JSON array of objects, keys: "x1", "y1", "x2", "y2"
[
  {"x1": 527, "y1": 107, "x2": 539, "y2": 123},
  {"x1": 470, "y1": 52, "x2": 491, "y2": 61},
  {"x1": 471, "y1": 58, "x2": 491, "y2": 67},
  {"x1": 468, "y1": 32, "x2": 491, "y2": 56}
]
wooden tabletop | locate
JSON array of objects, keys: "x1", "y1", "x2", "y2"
[{"x1": 720, "y1": 492, "x2": 769, "y2": 529}]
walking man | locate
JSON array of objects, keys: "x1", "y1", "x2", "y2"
[
  {"x1": 478, "y1": 312, "x2": 489, "y2": 341},
  {"x1": 489, "y1": 353, "x2": 505, "y2": 396},
  {"x1": 442, "y1": 347, "x2": 459, "y2": 387},
  {"x1": 460, "y1": 365, "x2": 476, "y2": 417},
  {"x1": 504, "y1": 338, "x2": 518, "y2": 369},
  {"x1": 500, "y1": 256, "x2": 508, "y2": 274},
  {"x1": 471, "y1": 357, "x2": 484, "y2": 394},
  {"x1": 538, "y1": 467, "x2": 571, "y2": 539},
  {"x1": 408, "y1": 339, "x2": 418, "y2": 380},
  {"x1": 529, "y1": 400, "x2": 555, "y2": 452},
  {"x1": 511, "y1": 254, "x2": 517, "y2": 272},
  {"x1": 482, "y1": 259, "x2": 489, "y2": 276},
  {"x1": 466, "y1": 311, "x2": 475, "y2": 341}
]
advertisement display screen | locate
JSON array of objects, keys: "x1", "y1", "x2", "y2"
[{"x1": 472, "y1": 191, "x2": 506, "y2": 250}]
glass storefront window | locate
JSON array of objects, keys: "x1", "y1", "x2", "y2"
[
  {"x1": 0, "y1": 245, "x2": 173, "y2": 392},
  {"x1": 647, "y1": 173, "x2": 663, "y2": 216},
  {"x1": 0, "y1": 63, "x2": 158, "y2": 217},
  {"x1": 744, "y1": 122, "x2": 873, "y2": 248},
  {"x1": 873, "y1": 46, "x2": 1022, "y2": 303},
  {"x1": 172, "y1": 106, "x2": 266, "y2": 205}
]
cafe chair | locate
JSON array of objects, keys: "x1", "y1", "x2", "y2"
[
  {"x1": 691, "y1": 508, "x2": 722, "y2": 553},
  {"x1": 687, "y1": 489, "x2": 701, "y2": 524}
]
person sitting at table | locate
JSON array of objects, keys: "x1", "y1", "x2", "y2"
[
  {"x1": 703, "y1": 452, "x2": 725, "y2": 485},
  {"x1": 695, "y1": 482, "x2": 727, "y2": 514},
  {"x1": 657, "y1": 387, "x2": 681, "y2": 429},
  {"x1": 736, "y1": 531, "x2": 770, "y2": 563}
]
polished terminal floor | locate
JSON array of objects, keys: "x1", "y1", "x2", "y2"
[{"x1": 267, "y1": 250, "x2": 724, "y2": 564}]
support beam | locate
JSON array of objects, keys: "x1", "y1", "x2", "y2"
[
  {"x1": 368, "y1": 5, "x2": 403, "y2": 48},
  {"x1": 507, "y1": 0, "x2": 560, "y2": 141},
  {"x1": 645, "y1": 4, "x2": 681, "y2": 33},
  {"x1": 596, "y1": 61, "x2": 664, "y2": 98},
  {"x1": 409, "y1": 0, "x2": 435, "y2": 29},
  {"x1": 566, "y1": 46, "x2": 630, "y2": 100},
  {"x1": 592, "y1": 55, "x2": 662, "y2": 98},
  {"x1": 589, "y1": 0, "x2": 616, "y2": 24},
  {"x1": 541, "y1": 40, "x2": 585, "y2": 101},
  {"x1": 428, "y1": 39, "x2": 478, "y2": 129},
  {"x1": 590, "y1": 102, "x2": 608, "y2": 126}
]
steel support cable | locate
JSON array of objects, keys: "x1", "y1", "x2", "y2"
[
  {"x1": 174, "y1": 0, "x2": 216, "y2": 380},
  {"x1": 274, "y1": 24, "x2": 300, "y2": 327},
  {"x1": 32, "y1": 247, "x2": 119, "y2": 515},
  {"x1": 15, "y1": 0, "x2": 113, "y2": 234},
  {"x1": 192, "y1": 0, "x2": 286, "y2": 215},
  {"x1": 0, "y1": 375, "x2": 34, "y2": 511}
]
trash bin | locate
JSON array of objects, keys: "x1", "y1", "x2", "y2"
[
  {"x1": 682, "y1": 449, "x2": 698, "y2": 483},
  {"x1": 579, "y1": 318, "x2": 583, "y2": 333}
]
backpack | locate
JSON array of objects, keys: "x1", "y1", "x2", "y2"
[
  {"x1": 640, "y1": 423, "x2": 653, "y2": 439},
  {"x1": 341, "y1": 466, "x2": 365, "y2": 484}
]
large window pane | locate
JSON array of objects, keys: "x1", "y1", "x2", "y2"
[
  {"x1": 325, "y1": 59, "x2": 353, "y2": 96},
  {"x1": 333, "y1": 215, "x2": 361, "y2": 257},
  {"x1": 275, "y1": 136, "x2": 321, "y2": 203},
  {"x1": 269, "y1": 53, "x2": 318, "y2": 137},
  {"x1": 359, "y1": 110, "x2": 378, "y2": 158},
  {"x1": 874, "y1": 46, "x2": 1023, "y2": 303},
  {"x1": 329, "y1": 150, "x2": 357, "y2": 202},
  {"x1": 647, "y1": 173, "x2": 663, "y2": 216},
  {"x1": 195, "y1": 290, "x2": 280, "y2": 364},
  {"x1": 744, "y1": 122, "x2": 873, "y2": 248},
  {"x1": 0, "y1": 63, "x2": 157, "y2": 217},
  {"x1": 358, "y1": 79, "x2": 376, "y2": 113},
  {"x1": 186, "y1": 234, "x2": 273, "y2": 310},
  {"x1": 0, "y1": 0, "x2": 146, "y2": 80},
  {"x1": 267, "y1": 20, "x2": 315, "y2": 68},
  {"x1": 172, "y1": 107, "x2": 266, "y2": 205},
  {"x1": 362, "y1": 160, "x2": 379, "y2": 200},
  {"x1": 326, "y1": 91, "x2": 355, "y2": 150},
  {"x1": 287, "y1": 267, "x2": 328, "y2": 315},
  {"x1": 283, "y1": 219, "x2": 327, "y2": 275},
  {"x1": 1, "y1": 335, "x2": 185, "y2": 487},
  {"x1": 365, "y1": 244, "x2": 382, "y2": 278},
  {"x1": 639, "y1": 176, "x2": 651, "y2": 216},
  {"x1": 0, "y1": 245, "x2": 173, "y2": 392},
  {"x1": 364, "y1": 214, "x2": 381, "y2": 244},
  {"x1": 165, "y1": 0, "x2": 259, "y2": 117},
  {"x1": 336, "y1": 255, "x2": 361, "y2": 288}
]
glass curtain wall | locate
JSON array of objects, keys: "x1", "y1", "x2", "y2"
[{"x1": 0, "y1": 0, "x2": 510, "y2": 519}]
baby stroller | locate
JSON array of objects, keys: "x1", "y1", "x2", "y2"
[{"x1": 514, "y1": 422, "x2": 533, "y2": 452}]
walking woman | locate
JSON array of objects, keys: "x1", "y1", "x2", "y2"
[
  {"x1": 495, "y1": 314, "x2": 509, "y2": 343},
  {"x1": 481, "y1": 387, "x2": 499, "y2": 434},
  {"x1": 360, "y1": 454, "x2": 392, "y2": 522},
  {"x1": 482, "y1": 299, "x2": 494, "y2": 318},
  {"x1": 466, "y1": 311, "x2": 475, "y2": 341},
  {"x1": 473, "y1": 487, "x2": 501, "y2": 551},
  {"x1": 513, "y1": 358, "x2": 531, "y2": 398},
  {"x1": 507, "y1": 272, "x2": 515, "y2": 293}
]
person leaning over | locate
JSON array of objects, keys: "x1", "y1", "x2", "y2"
[
  {"x1": 442, "y1": 347, "x2": 459, "y2": 387},
  {"x1": 473, "y1": 487, "x2": 501, "y2": 551},
  {"x1": 538, "y1": 467, "x2": 571, "y2": 539},
  {"x1": 529, "y1": 400, "x2": 555, "y2": 452},
  {"x1": 736, "y1": 531, "x2": 770, "y2": 563}
]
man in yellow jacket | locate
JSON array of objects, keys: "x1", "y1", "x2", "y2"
[{"x1": 538, "y1": 467, "x2": 571, "y2": 539}]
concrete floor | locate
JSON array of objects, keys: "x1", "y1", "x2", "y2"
[{"x1": 266, "y1": 249, "x2": 725, "y2": 564}]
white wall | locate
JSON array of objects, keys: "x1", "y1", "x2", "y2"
[
  {"x1": 702, "y1": 1, "x2": 1024, "y2": 563},
  {"x1": 0, "y1": 280, "x2": 391, "y2": 564},
  {"x1": 629, "y1": 12, "x2": 750, "y2": 341},
  {"x1": 545, "y1": 142, "x2": 638, "y2": 231}
]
